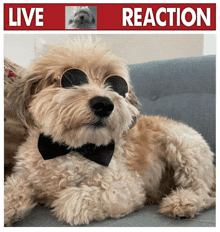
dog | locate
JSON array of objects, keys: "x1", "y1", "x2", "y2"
[
  {"x1": 68, "y1": 6, "x2": 96, "y2": 29},
  {"x1": 4, "y1": 39, "x2": 216, "y2": 226}
]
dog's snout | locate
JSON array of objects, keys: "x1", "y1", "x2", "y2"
[
  {"x1": 80, "y1": 16, "x2": 84, "y2": 20},
  {"x1": 89, "y1": 96, "x2": 114, "y2": 118}
]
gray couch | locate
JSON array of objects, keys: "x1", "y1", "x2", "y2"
[{"x1": 14, "y1": 55, "x2": 216, "y2": 227}]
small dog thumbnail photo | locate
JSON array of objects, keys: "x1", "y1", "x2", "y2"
[{"x1": 66, "y1": 6, "x2": 97, "y2": 29}]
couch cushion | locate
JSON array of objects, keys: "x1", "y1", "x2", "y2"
[
  {"x1": 4, "y1": 58, "x2": 28, "y2": 179},
  {"x1": 14, "y1": 205, "x2": 216, "y2": 227}
]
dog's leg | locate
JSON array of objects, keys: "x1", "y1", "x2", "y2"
[
  {"x1": 52, "y1": 182, "x2": 145, "y2": 225},
  {"x1": 4, "y1": 174, "x2": 37, "y2": 226},
  {"x1": 52, "y1": 186, "x2": 105, "y2": 225},
  {"x1": 158, "y1": 129, "x2": 216, "y2": 218}
]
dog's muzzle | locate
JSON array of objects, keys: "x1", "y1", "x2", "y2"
[{"x1": 89, "y1": 96, "x2": 114, "y2": 118}]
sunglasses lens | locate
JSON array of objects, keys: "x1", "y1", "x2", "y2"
[
  {"x1": 104, "y1": 76, "x2": 128, "y2": 98},
  {"x1": 61, "y1": 69, "x2": 88, "y2": 88}
]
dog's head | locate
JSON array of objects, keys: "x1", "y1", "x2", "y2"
[
  {"x1": 9, "y1": 39, "x2": 140, "y2": 148},
  {"x1": 68, "y1": 6, "x2": 96, "y2": 29}
]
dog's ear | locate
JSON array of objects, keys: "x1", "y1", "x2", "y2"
[
  {"x1": 127, "y1": 88, "x2": 140, "y2": 111},
  {"x1": 8, "y1": 73, "x2": 48, "y2": 127},
  {"x1": 68, "y1": 19, "x2": 73, "y2": 25},
  {"x1": 92, "y1": 15, "x2": 95, "y2": 24},
  {"x1": 127, "y1": 87, "x2": 141, "y2": 130}
]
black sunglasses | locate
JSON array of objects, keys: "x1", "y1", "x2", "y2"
[{"x1": 59, "y1": 68, "x2": 128, "y2": 98}]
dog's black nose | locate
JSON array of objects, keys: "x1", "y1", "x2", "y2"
[
  {"x1": 89, "y1": 96, "x2": 114, "y2": 117},
  {"x1": 80, "y1": 16, "x2": 84, "y2": 20}
]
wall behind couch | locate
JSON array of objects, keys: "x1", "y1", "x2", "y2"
[{"x1": 4, "y1": 34, "x2": 215, "y2": 68}]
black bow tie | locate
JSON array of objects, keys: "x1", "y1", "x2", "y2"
[{"x1": 38, "y1": 133, "x2": 115, "y2": 167}]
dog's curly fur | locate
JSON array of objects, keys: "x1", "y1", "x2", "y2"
[{"x1": 4, "y1": 39, "x2": 216, "y2": 226}]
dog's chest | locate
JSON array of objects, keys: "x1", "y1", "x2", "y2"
[
  {"x1": 19, "y1": 131, "x2": 145, "y2": 203},
  {"x1": 52, "y1": 153, "x2": 141, "y2": 186},
  {"x1": 30, "y1": 150, "x2": 145, "y2": 201}
]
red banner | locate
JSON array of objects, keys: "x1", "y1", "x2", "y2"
[{"x1": 4, "y1": 3, "x2": 216, "y2": 30}]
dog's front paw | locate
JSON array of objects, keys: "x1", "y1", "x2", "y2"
[
  {"x1": 4, "y1": 203, "x2": 17, "y2": 226},
  {"x1": 158, "y1": 188, "x2": 201, "y2": 218},
  {"x1": 52, "y1": 186, "x2": 99, "y2": 226},
  {"x1": 4, "y1": 216, "x2": 13, "y2": 227}
]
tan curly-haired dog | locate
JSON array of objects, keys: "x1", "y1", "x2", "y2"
[{"x1": 4, "y1": 39, "x2": 216, "y2": 226}]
